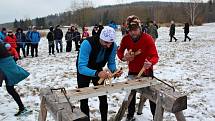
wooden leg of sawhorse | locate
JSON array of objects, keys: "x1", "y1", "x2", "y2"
[
  {"x1": 154, "y1": 94, "x2": 164, "y2": 121},
  {"x1": 175, "y1": 111, "x2": 186, "y2": 121},
  {"x1": 38, "y1": 97, "x2": 47, "y2": 121},
  {"x1": 114, "y1": 91, "x2": 135, "y2": 121},
  {"x1": 137, "y1": 94, "x2": 147, "y2": 115}
]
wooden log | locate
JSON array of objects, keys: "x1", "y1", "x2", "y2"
[
  {"x1": 114, "y1": 91, "x2": 135, "y2": 121},
  {"x1": 154, "y1": 94, "x2": 164, "y2": 121},
  {"x1": 137, "y1": 94, "x2": 147, "y2": 115},
  {"x1": 137, "y1": 67, "x2": 145, "y2": 78},
  {"x1": 38, "y1": 96, "x2": 47, "y2": 121},
  {"x1": 138, "y1": 84, "x2": 187, "y2": 113},
  {"x1": 50, "y1": 77, "x2": 159, "y2": 103},
  {"x1": 175, "y1": 111, "x2": 186, "y2": 121}
]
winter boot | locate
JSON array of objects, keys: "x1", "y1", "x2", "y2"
[
  {"x1": 125, "y1": 116, "x2": 135, "y2": 121},
  {"x1": 14, "y1": 107, "x2": 27, "y2": 116}
]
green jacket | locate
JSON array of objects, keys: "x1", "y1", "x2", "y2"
[{"x1": 147, "y1": 25, "x2": 158, "y2": 40}]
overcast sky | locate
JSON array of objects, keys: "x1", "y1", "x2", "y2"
[{"x1": 0, "y1": 0, "x2": 207, "y2": 24}]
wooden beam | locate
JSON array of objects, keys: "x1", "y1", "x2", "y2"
[
  {"x1": 154, "y1": 94, "x2": 164, "y2": 121},
  {"x1": 138, "y1": 84, "x2": 187, "y2": 113},
  {"x1": 137, "y1": 94, "x2": 147, "y2": 115},
  {"x1": 47, "y1": 77, "x2": 160, "y2": 103},
  {"x1": 175, "y1": 111, "x2": 186, "y2": 121},
  {"x1": 38, "y1": 96, "x2": 47, "y2": 121},
  {"x1": 45, "y1": 100, "x2": 88, "y2": 121},
  {"x1": 113, "y1": 91, "x2": 135, "y2": 121}
]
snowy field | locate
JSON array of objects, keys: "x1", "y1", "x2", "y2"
[{"x1": 0, "y1": 23, "x2": 215, "y2": 121}]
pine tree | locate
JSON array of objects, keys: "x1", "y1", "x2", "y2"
[{"x1": 14, "y1": 19, "x2": 19, "y2": 28}]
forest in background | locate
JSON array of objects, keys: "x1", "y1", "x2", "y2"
[{"x1": 1, "y1": 0, "x2": 215, "y2": 30}]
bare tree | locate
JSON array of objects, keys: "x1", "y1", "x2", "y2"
[
  {"x1": 70, "y1": 0, "x2": 93, "y2": 26},
  {"x1": 183, "y1": 0, "x2": 203, "y2": 25}
]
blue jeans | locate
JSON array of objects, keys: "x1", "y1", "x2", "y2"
[{"x1": 55, "y1": 39, "x2": 63, "y2": 53}]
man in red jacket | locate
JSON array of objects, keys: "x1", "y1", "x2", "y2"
[{"x1": 117, "y1": 15, "x2": 159, "y2": 121}]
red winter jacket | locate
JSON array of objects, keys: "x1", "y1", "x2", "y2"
[
  {"x1": 117, "y1": 32, "x2": 159, "y2": 74},
  {"x1": 8, "y1": 47, "x2": 19, "y2": 60},
  {"x1": 4, "y1": 35, "x2": 17, "y2": 49}
]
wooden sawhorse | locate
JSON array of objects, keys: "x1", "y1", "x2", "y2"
[{"x1": 114, "y1": 83, "x2": 187, "y2": 121}]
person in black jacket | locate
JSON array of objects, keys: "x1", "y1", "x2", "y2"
[
  {"x1": 54, "y1": 25, "x2": 63, "y2": 53},
  {"x1": 65, "y1": 27, "x2": 74, "y2": 52},
  {"x1": 15, "y1": 28, "x2": 26, "y2": 59},
  {"x1": 46, "y1": 26, "x2": 55, "y2": 55},
  {"x1": 92, "y1": 24, "x2": 100, "y2": 37},
  {"x1": 98, "y1": 24, "x2": 104, "y2": 36},
  {"x1": 73, "y1": 27, "x2": 81, "y2": 51},
  {"x1": 25, "y1": 28, "x2": 32, "y2": 56},
  {"x1": 169, "y1": 20, "x2": 178, "y2": 42},
  {"x1": 183, "y1": 23, "x2": 191, "y2": 42}
]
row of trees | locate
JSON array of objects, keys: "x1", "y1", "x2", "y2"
[
  {"x1": 65, "y1": 0, "x2": 214, "y2": 26},
  {"x1": 13, "y1": 19, "x2": 32, "y2": 30},
  {"x1": 12, "y1": 0, "x2": 215, "y2": 29},
  {"x1": 13, "y1": 17, "x2": 48, "y2": 30}
]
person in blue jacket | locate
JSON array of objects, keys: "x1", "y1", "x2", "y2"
[
  {"x1": 0, "y1": 28, "x2": 7, "y2": 43},
  {"x1": 108, "y1": 21, "x2": 118, "y2": 30},
  {"x1": 30, "y1": 26, "x2": 41, "y2": 57},
  {"x1": 0, "y1": 43, "x2": 30, "y2": 116},
  {"x1": 76, "y1": 26, "x2": 123, "y2": 121}
]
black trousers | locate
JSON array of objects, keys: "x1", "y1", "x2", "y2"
[
  {"x1": 0, "y1": 70, "x2": 4, "y2": 87},
  {"x1": 66, "y1": 41, "x2": 72, "y2": 52},
  {"x1": 48, "y1": 41, "x2": 55, "y2": 54},
  {"x1": 0, "y1": 71, "x2": 24, "y2": 110},
  {"x1": 31, "y1": 44, "x2": 38, "y2": 57},
  {"x1": 184, "y1": 33, "x2": 191, "y2": 41},
  {"x1": 26, "y1": 43, "x2": 31, "y2": 56},
  {"x1": 77, "y1": 73, "x2": 108, "y2": 121},
  {"x1": 170, "y1": 35, "x2": 177, "y2": 42},
  {"x1": 75, "y1": 41, "x2": 79, "y2": 51},
  {"x1": 127, "y1": 91, "x2": 156, "y2": 118},
  {"x1": 6, "y1": 85, "x2": 25, "y2": 110},
  {"x1": 127, "y1": 71, "x2": 156, "y2": 118},
  {"x1": 16, "y1": 46, "x2": 26, "y2": 58}
]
